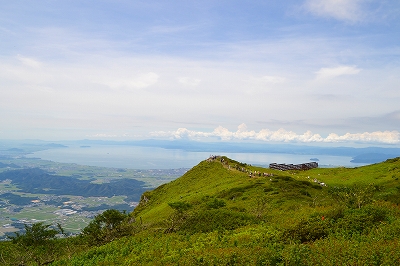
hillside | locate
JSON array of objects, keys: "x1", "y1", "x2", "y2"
[
  {"x1": 2, "y1": 156, "x2": 400, "y2": 265},
  {"x1": 133, "y1": 156, "x2": 329, "y2": 229},
  {"x1": 132, "y1": 156, "x2": 400, "y2": 226}
]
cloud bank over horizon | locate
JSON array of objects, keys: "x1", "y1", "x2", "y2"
[{"x1": 150, "y1": 124, "x2": 400, "y2": 145}]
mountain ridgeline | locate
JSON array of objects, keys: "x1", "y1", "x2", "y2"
[{"x1": 2, "y1": 156, "x2": 400, "y2": 265}]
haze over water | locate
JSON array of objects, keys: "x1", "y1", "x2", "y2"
[{"x1": 26, "y1": 145, "x2": 366, "y2": 170}]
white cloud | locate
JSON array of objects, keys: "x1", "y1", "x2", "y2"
[
  {"x1": 0, "y1": 29, "x2": 398, "y2": 141},
  {"x1": 1, "y1": 1, "x2": 399, "y2": 142},
  {"x1": 88, "y1": 133, "x2": 119, "y2": 138},
  {"x1": 16, "y1": 55, "x2": 42, "y2": 68},
  {"x1": 0, "y1": 59, "x2": 50, "y2": 85},
  {"x1": 106, "y1": 72, "x2": 159, "y2": 90},
  {"x1": 258, "y1": 75, "x2": 286, "y2": 84},
  {"x1": 178, "y1": 77, "x2": 201, "y2": 86},
  {"x1": 304, "y1": 0, "x2": 365, "y2": 22},
  {"x1": 325, "y1": 131, "x2": 400, "y2": 144},
  {"x1": 151, "y1": 127, "x2": 211, "y2": 140},
  {"x1": 315, "y1": 65, "x2": 361, "y2": 80},
  {"x1": 150, "y1": 124, "x2": 400, "y2": 144}
]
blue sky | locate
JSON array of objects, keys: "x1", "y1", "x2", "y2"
[{"x1": 1, "y1": 0, "x2": 400, "y2": 146}]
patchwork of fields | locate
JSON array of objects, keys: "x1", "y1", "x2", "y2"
[{"x1": 0, "y1": 156, "x2": 187, "y2": 238}]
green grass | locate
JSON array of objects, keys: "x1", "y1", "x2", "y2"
[
  {"x1": 2, "y1": 156, "x2": 400, "y2": 265},
  {"x1": 133, "y1": 157, "x2": 338, "y2": 229}
]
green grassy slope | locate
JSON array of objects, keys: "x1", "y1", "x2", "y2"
[
  {"x1": 131, "y1": 156, "x2": 328, "y2": 229},
  {"x1": 132, "y1": 156, "x2": 400, "y2": 228},
  {"x1": 3, "y1": 156, "x2": 400, "y2": 265}
]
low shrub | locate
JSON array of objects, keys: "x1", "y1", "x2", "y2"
[
  {"x1": 333, "y1": 205, "x2": 389, "y2": 234},
  {"x1": 217, "y1": 184, "x2": 257, "y2": 200},
  {"x1": 180, "y1": 209, "x2": 257, "y2": 234},
  {"x1": 282, "y1": 217, "x2": 329, "y2": 243},
  {"x1": 206, "y1": 198, "x2": 226, "y2": 209}
]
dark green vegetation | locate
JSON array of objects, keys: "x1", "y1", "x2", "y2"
[
  {"x1": 0, "y1": 168, "x2": 147, "y2": 200},
  {"x1": 0, "y1": 153, "x2": 187, "y2": 237},
  {"x1": 2, "y1": 156, "x2": 400, "y2": 265}
]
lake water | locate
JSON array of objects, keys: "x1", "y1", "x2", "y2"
[{"x1": 26, "y1": 145, "x2": 367, "y2": 169}]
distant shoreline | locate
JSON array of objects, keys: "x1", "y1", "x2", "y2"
[{"x1": 24, "y1": 145, "x2": 368, "y2": 170}]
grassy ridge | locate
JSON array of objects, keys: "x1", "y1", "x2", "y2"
[
  {"x1": 2, "y1": 156, "x2": 400, "y2": 265},
  {"x1": 133, "y1": 156, "x2": 400, "y2": 229}
]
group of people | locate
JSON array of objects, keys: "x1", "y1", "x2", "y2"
[
  {"x1": 206, "y1": 155, "x2": 221, "y2": 162},
  {"x1": 306, "y1": 176, "x2": 327, "y2": 187},
  {"x1": 244, "y1": 169, "x2": 274, "y2": 178},
  {"x1": 207, "y1": 155, "x2": 274, "y2": 178}
]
